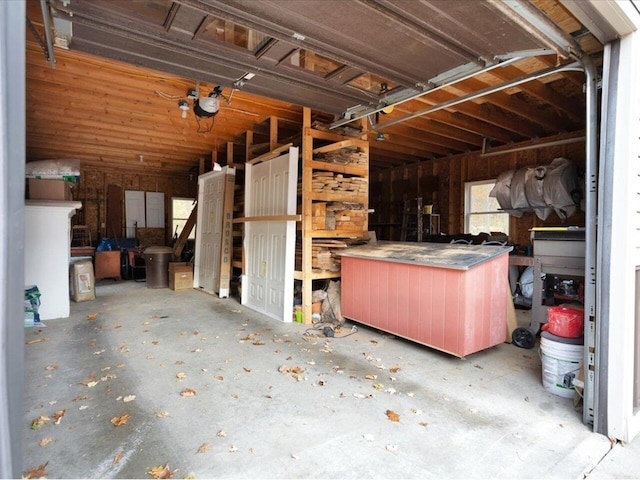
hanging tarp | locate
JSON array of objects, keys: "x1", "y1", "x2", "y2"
[{"x1": 492, "y1": 158, "x2": 582, "y2": 220}]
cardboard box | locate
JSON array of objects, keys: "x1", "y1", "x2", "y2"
[
  {"x1": 169, "y1": 262, "x2": 193, "y2": 291},
  {"x1": 28, "y1": 179, "x2": 73, "y2": 200},
  {"x1": 70, "y1": 260, "x2": 95, "y2": 302}
]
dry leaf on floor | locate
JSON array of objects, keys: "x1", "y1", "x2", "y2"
[
  {"x1": 214, "y1": 375, "x2": 224, "y2": 381},
  {"x1": 155, "y1": 411, "x2": 170, "y2": 418},
  {"x1": 101, "y1": 373, "x2": 117, "y2": 381},
  {"x1": 243, "y1": 367, "x2": 251, "y2": 373},
  {"x1": 370, "y1": 339, "x2": 378, "y2": 344},
  {"x1": 278, "y1": 365, "x2": 305, "y2": 380},
  {"x1": 86, "y1": 381, "x2": 99, "y2": 388},
  {"x1": 217, "y1": 429, "x2": 227, "y2": 437},
  {"x1": 176, "y1": 372, "x2": 187, "y2": 381},
  {"x1": 44, "y1": 365, "x2": 58, "y2": 371},
  {"x1": 31, "y1": 416, "x2": 50, "y2": 430},
  {"x1": 48, "y1": 401, "x2": 57, "y2": 406},
  {"x1": 148, "y1": 464, "x2": 172, "y2": 479},
  {"x1": 373, "y1": 383, "x2": 384, "y2": 391},
  {"x1": 113, "y1": 451, "x2": 123, "y2": 465},
  {"x1": 389, "y1": 366, "x2": 401, "y2": 373},
  {"x1": 115, "y1": 324, "x2": 122, "y2": 329},
  {"x1": 191, "y1": 348, "x2": 202, "y2": 353},
  {"x1": 419, "y1": 422, "x2": 429, "y2": 427},
  {"x1": 26, "y1": 338, "x2": 49, "y2": 345},
  {"x1": 52, "y1": 410, "x2": 66, "y2": 425},
  {"x1": 123, "y1": 395, "x2": 136, "y2": 403},
  {"x1": 180, "y1": 388, "x2": 196, "y2": 397},
  {"x1": 72, "y1": 395, "x2": 90, "y2": 402},
  {"x1": 23, "y1": 461, "x2": 48, "y2": 479},
  {"x1": 364, "y1": 374, "x2": 377, "y2": 380},
  {"x1": 252, "y1": 341, "x2": 265, "y2": 346},
  {"x1": 385, "y1": 409, "x2": 400, "y2": 422},
  {"x1": 38, "y1": 437, "x2": 52, "y2": 447},
  {"x1": 87, "y1": 313, "x2": 99, "y2": 321},
  {"x1": 79, "y1": 405, "x2": 88, "y2": 411},
  {"x1": 197, "y1": 442, "x2": 211, "y2": 454},
  {"x1": 110, "y1": 414, "x2": 131, "y2": 426},
  {"x1": 152, "y1": 341, "x2": 159, "y2": 345},
  {"x1": 146, "y1": 356, "x2": 155, "y2": 360}
]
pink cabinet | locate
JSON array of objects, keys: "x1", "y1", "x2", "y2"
[{"x1": 340, "y1": 242, "x2": 512, "y2": 358}]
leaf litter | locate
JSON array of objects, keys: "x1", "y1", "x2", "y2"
[
  {"x1": 110, "y1": 414, "x2": 131, "y2": 426},
  {"x1": 23, "y1": 461, "x2": 48, "y2": 479},
  {"x1": 148, "y1": 464, "x2": 172, "y2": 479}
]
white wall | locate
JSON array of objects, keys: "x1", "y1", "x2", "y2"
[{"x1": 598, "y1": 16, "x2": 640, "y2": 442}]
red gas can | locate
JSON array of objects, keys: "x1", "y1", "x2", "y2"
[{"x1": 542, "y1": 306, "x2": 584, "y2": 338}]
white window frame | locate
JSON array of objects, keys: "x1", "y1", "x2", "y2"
[
  {"x1": 464, "y1": 179, "x2": 510, "y2": 235},
  {"x1": 171, "y1": 197, "x2": 196, "y2": 240}
]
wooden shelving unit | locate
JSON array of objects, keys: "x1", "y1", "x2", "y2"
[{"x1": 296, "y1": 107, "x2": 369, "y2": 323}]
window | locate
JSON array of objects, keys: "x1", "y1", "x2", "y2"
[
  {"x1": 171, "y1": 197, "x2": 196, "y2": 241},
  {"x1": 464, "y1": 180, "x2": 509, "y2": 235}
]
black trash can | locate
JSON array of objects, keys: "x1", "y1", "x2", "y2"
[{"x1": 144, "y1": 246, "x2": 173, "y2": 288}]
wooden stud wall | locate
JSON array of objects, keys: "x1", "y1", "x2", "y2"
[
  {"x1": 70, "y1": 165, "x2": 196, "y2": 246},
  {"x1": 370, "y1": 133, "x2": 586, "y2": 247}
]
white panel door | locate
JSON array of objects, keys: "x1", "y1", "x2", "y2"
[
  {"x1": 194, "y1": 168, "x2": 227, "y2": 294},
  {"x1": 242, "y1": 148, "x2": 297, "y2": 322},
  {"x1": 145, "y1": 192, "x2": 165, "y2": 228},
  {"x1": 124, "y1": 190, "x2": 145, "y2": 238}
]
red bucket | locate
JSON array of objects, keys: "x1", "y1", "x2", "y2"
[{"x1": 542, "y1": 306, "x2": 584, "y2": 338}]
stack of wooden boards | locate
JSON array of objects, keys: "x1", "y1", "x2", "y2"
[
  {"x1": 312, "y1": 202, "x2": 366, "y2": 231},
  {"x1": 295, "y1": 237, "x2": 374, "y2": 273},
  {"x1": 314, "y1": 146, "x2": 367, "y2": 167},
  {"x1": 311, "y1": 171, "x2": 367, "y2": 196}
]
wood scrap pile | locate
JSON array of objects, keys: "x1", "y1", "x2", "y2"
[
  {"x1": 312, "y1": 172, "x2": 367, "y2": 196},
  {"x1": 314, "y1": 146, "x2": 367, "y2": 167}
]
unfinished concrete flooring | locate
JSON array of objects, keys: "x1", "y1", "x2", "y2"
[{"x1": 22, "y1": 281, "x2": 619, "y2": 478}]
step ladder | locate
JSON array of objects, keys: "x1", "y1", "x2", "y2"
[
  {"x1": 400, "y1": 197, "x2": 423, "y2": 241},
  {"x1": 400, "y1": 197, "x2": 440, "y2": 242}
]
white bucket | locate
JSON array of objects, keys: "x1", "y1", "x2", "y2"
[{"x1": 540, "y1": 335, "x2": 582, "y2": 398}]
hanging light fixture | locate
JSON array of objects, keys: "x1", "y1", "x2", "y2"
[
  {"x1": 178, "y1": 99, "x2": 189, "y2": 118},
  {"x1": 193, "y1": 87, "x2": 222, "y2": 118}
]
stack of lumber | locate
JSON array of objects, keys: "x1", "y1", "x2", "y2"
[
  {"x1": 312, "y1": 172, "x2": 367, "y2": 196},
  {"x1": 312, "y1": 201, "x2": 366, "y2": 231},
  {"x1": 295, "y1": 239, "x2": 349, "y2": 272},
  {"x1": 327, "y1": 202, "x2": 367, "y2": 231},
  {"x1": 311, "y1": 120, "x2": 362, "y2": 138},
  {"x1": 314, "y1": 146, "x2": 367, "y2": 166}
]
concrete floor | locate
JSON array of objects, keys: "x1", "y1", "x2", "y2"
[{"x1": 21, "y1": 281, "x2": 638, "y2": 478}]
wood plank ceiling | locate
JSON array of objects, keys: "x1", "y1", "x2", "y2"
[{"x1": 26, "y1": 0, "x2": 603, "y2": 173}]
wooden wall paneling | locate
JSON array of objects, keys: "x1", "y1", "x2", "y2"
[{"x1": 106, "y1": 185, "x2": 123, "y2": 239}]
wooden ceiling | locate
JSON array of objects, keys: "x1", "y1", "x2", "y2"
[{"x1": 26, "y1": 0, "x2": 603, "y2": 173}]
